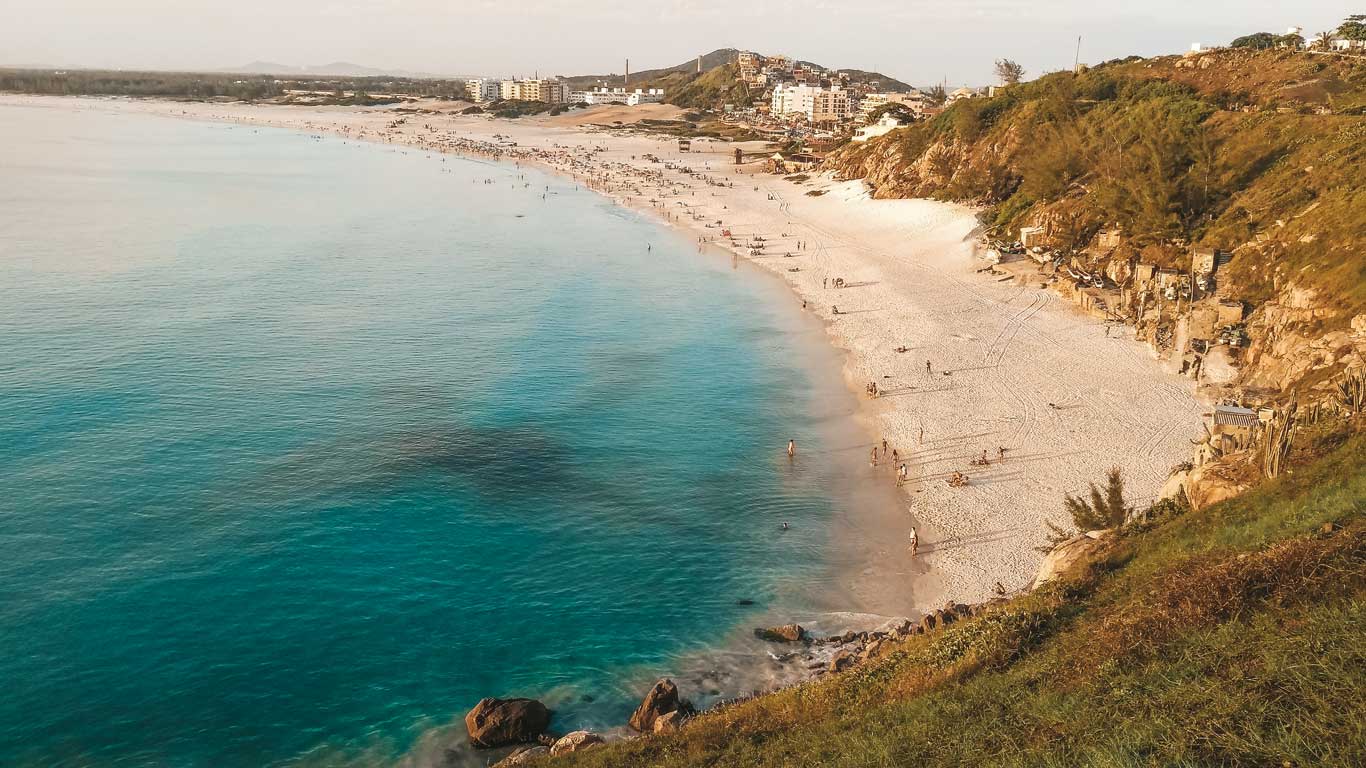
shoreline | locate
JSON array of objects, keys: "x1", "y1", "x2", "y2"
[
  {"x1": 0, "y1": 93, "x2": 1204, "y2": 607},
  {"x1": 2, "y1": 92, "x2": 1207, "y2": 760}
]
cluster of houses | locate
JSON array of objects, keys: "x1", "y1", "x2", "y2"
[
  {"x1": 992, "y1": 224, "x2": 1249, "y2": 384},
  {"x1": 727, "y1": 51, "x2": 992, "y2": 138},
  {"x1": 461, "y1": 77, "x2": 665, "y2": 107},
  {"x1": 461, "y1": 51, "x2": 996, "y2": 131}
]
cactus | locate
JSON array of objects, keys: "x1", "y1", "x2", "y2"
[
  {"x1": 1259, "y1": 395, "x2": 1296, "y2": 479},
  {"x1": 1337, "y1": 368, "x2": 1366, "y2": 415}
]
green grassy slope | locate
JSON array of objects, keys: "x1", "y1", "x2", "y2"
[{"x1": 552, "y1": 429, "x2": 1366, "y2": 767}]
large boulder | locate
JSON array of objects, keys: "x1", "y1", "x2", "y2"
[
  {"x1": 1033, "y1": 530, "x2": 1110, "y2": 586},
  {"x1": 828, "y1": 650, "x2": 855, "y2": 673},
  {"x1": 753, "y1": 623, "x2": 805, "y2": 642},
  {"x1": 653, "y1": 710, "x2": 685, "y2": 734},
  {"x1": 465, "y1": 697, "x2": 551, "y2": 748},
  {"x1": 629, "y1": 679, "x2": 680, "y2": 733},
  {"x1": 550, "y1": 730, "x2": 605, "y2": 755},
  {"x1": 494, "y1": 745, "x2": 549, "y2": 767},
  {"x1": 1185, "y1": 462, "x2": 1250, "y2": 511}
]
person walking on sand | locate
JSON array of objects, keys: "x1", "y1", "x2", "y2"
[
  {"x1": 908, "y1": 526, "x2": 919, "y2": 556},
  {"x1": 870, "y1": 446, "x2": 878, "y2": 466},
  {"x1": 787, "y1": 439, "x2": 796, "y2": 458},
  {"x1": 925, "y1": 359, "x2": 932, "y2": 375}
]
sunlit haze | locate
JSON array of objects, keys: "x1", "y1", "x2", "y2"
[{"x1": 4, "y1": 0, "x2": 1354, "y2": 84}]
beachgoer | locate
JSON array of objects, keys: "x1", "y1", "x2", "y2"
[
  {"x1": 892, "y1": 449, "x2": 899, "y2": 463},
  {"x1": 782, "y1": 522, "x2": 790, "y2": 530},
  {"x1": 918, "y1": 426, "x2": 924, "y2": 444},
  {"x1": 993, "y1": 581, "x2": 1006, "y2": 596},
  {"x1": 926, "y1": 360, "x2": 932, "y2": 374},
  {"x1": 787, "y1": 439, "x2": 796, "y2": 458},
  {"x1": 882, "y1": 438, "x2": 888, "y2": 454},
  {"x1": 998, "y1": 446, "x2": 1007, "y2": 459},
  {"x1": 908, "y1": 527, "x2": 919, "y2": 556},
  {"x1": 870, "y1": 446, "x2": 878, "y2": 466}
]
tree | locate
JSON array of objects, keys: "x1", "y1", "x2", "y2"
[
  {"x1": 1277, "y1": 32, "x2": 1305, "y2": 49},
  {"x1": 1071, "y1": 468, "x2": 1133, "y2": 529},
  {"x1": 1039, "y1": 467, "x2": 1135, "y2": 550},
  {"x1": 926, "y1": 84, "x2": 947, "y2": 106},
  {"x1": 994, "y1": 59, "x2": 1025, "y2": 86},
  {"x1": 867, "y1": 102, "x2": 915, "y2": 123},
  {"x1": 1311, "y1": 30, "x2": 1338, "y2": 50},
  {"x1": 1231, "y1": 32, "x2": 1277, "y2": 49},
  {"x1": 1338, "y1": 14, "x2": 1366, "y2": 41}
]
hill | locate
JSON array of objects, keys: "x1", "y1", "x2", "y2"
[
  {"x1": 826, "y1": 46, "x2": 1366, "y2": 397},
  {"x1": 565, "y1": 49, "x2": 914, "y2": 110},
  {"x1": 546, "y1": 420, "x2": 1366, "y2": 767},
  {"x1": 562, "y1": 49, "x2": 741, "y2": 90}
]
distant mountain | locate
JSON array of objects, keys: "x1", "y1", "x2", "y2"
[{"x1": 220, "y1": 61, "x2": 443, "y2": 79}]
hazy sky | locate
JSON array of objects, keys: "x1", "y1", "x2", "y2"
[{"x1": 2, "y1": 1, "x2": 1354, "y2": 85}]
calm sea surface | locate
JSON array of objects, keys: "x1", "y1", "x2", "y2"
[{"x1": 0, "y1": 102, "x2": 869, "y2": 766}]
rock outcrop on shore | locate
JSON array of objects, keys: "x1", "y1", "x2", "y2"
[
  {"x1": 629, "y1": 678, "x2": 688, "y2": 733},
  {"x1": 550, "y1": 730, "x2": 605, "y2": 755},
  {"x1": 753, "y1": 623, "x2": 806, "y2": 642},
  {"x1": 465, "y1": 697, "x2": 551, "y2": 748},
  {"x1": 1033, "y1": 531, "x2": 1112, "y2": 585},
  {"x1": 493, "y1": 745, "x2": 549, "y2": 766}
]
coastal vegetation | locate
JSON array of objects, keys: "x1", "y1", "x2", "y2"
[
  {"x1": 0, "y1": 68, "x2": 462, "y2": 102},
  {"x1": 826, "y1": 44, "x2": 1366, "y2": 395},
  {"x1": 1039, "y1": 467, "x2": 1137, "y2": 549},
  {"x1": 541, "y1": 425, "x2": 1366, "y2": 767}
]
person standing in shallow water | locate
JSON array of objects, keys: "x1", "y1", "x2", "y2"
[{"x1": 787, "y1": 439, "x2": 796, "y2": 458}]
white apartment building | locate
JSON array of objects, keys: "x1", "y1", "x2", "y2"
[
  {"x1": 464, "y1": 78, "x2": 501, "y2": 103},
  {"x1": 771, "y1": 84, "x2": 853, "y2": 123},
  {"x1": 571, "y1": 87, "x2": 665, "y2": 106}
]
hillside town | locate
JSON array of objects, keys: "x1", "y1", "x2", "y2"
[{"x1": 456, "y1": 50, "x2": 987, "y2": 137}]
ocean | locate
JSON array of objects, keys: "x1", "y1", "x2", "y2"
[{"x1": 0, "y1": 102, "x2": 891, "y2": 766}]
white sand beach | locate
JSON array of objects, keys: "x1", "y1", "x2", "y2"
[{"x1": 6, "y1": 95, "x2": 1206, "y2": 613}]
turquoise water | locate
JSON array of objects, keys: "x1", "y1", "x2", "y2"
[{"x1": 0, "y1": 104, "x2": 866, "y2": 766}]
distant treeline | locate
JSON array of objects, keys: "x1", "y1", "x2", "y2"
[{"x1": 0, "y1": 68, "x2": 470, "y2": 101}]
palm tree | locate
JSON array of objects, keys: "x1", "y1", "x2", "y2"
[{"x1": 1312, "y1": 30, "x2": 1338, "y2": 51}]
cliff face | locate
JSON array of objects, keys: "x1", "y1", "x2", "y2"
[
  {"x1": 826, "y1": 48, "x2": 1366, "y2": 399},
  {"x1": 1240, "y1": 284, "x2": 1366, "y2": 391}
]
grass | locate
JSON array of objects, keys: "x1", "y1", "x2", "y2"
[{"x1": 548, "y1": 432, "x2": 1366, "y2": 767}]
